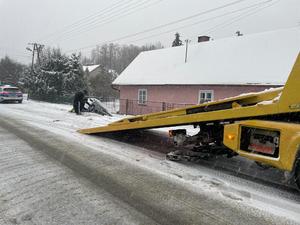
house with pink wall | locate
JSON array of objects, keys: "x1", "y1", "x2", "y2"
[{"x1": 113, "y1": 28, "x2": 300, "y2": 115}]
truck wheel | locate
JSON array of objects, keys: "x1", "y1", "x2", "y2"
[{"x1": 295, "y1": 157, "x2": 300, "y2": 189}]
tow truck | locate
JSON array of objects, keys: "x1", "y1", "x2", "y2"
[{"x1": 78, "y1": 53, "x2": 300, "y2": 189}]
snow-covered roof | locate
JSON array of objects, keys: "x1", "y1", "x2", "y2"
[
  {"x1": 113, "y1": 28, "x2": 300, "y2": 86},
  {"x1": 83, "y1": 65, "x2": 100, "y2": 73}
]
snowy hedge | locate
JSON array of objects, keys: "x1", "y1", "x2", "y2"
[{"x1": 21, "y1": 49, "x2": 87, "y2": 102}]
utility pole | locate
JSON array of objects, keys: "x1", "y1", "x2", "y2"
[
  {"x1": 184, "y1": 39, "x2": 191, "y2": 63},
  {"x1": 26, "y1": 43, "x2": 44, "y2": 72}
]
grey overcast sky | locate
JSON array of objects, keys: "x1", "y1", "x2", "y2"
[{"x1": 0, "y1": 0, "x2": 299, "y2": 63}]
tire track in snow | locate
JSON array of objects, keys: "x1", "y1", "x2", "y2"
[{"x1": 0, "y1": 125, "x2": 159, "y2": 225}]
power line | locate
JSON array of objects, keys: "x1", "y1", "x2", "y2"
[
  {"x1": 0, "y1": 47, "x2": 26, "y2": 55},
  {"x1": 51, "y1": 0, "x2": 165, "y2": 45},
  {"x1": 125, "y1": 0, "x2": 273, "y2": 45},
  {"x1": 64, "y1": 0, "x2": 249, "y2": 53},
  {"x1": 65, "y1": 0, "x2": 272, "y2": 53},
  {"x1": 0, "y1": 52, "x2": 31, "y2": 63},
  {"x1": 1, "y1": 54, "x2": 31, "y2": 59},
  {"x1": 41, "y1": 0, "x2": 161, "y2": 44},
  {"x1": 0, "y1": 47, "x2": 30, "y2": 58},
  {"x1": 38, "y1": 0, "x2": 136, "y2": 42},
  {"x1": 43, "y1": 0, "x2": 142, "y2": 43},
  {"x1": 205, "y1": 0, "x2": 281, "y2": 35},
  {"x1": 75, "y1": 0, "x2": 280, "y2": 56},
  {"x1": 47, "y1": 0, "x2": 164, "y2": 45},
  {"x1": 127, "y1": 0, "x2": 280, "y2": 46},
  {"x1": 0, "y1": 54, "x2": 31, "y2": 60}
]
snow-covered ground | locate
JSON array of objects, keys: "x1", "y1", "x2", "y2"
[
  {"x1": 1, "y1": 99, "x2": 300, "y2": 224},
  {"x1": 0, "y1": 126, "x2": 156, "y2": 225}
]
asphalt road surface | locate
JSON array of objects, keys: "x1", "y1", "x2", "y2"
[{"x1": 0, "y1": 109, "x2": 299, "y2": 224}]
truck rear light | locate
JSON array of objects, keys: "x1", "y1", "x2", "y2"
[
  {"x1": 226, "y1": 134, "x2": 235, "y2": 140},
  {"x1": 0, "y1": 92, "x2": 9, "y2": 97},
  {"x1": 240, "y1": 127, "x2": 280, "y2": 157}
]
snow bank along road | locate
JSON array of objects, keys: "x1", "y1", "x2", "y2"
[{"x1": 0, "y1": 101, "x2": 300, "y2": 225}]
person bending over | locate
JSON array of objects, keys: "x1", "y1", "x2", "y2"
[{"x1": 73, "y1": 90, "x2": 88, "y2": 115}]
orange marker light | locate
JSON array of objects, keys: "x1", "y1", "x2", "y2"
[{"x1": 227, "y1": 134, "x2": 235, "y2": 140}]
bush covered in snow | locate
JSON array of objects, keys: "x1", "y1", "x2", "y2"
[{"x1": 21, "y1": 48, "x2": 87, "y2": 102}]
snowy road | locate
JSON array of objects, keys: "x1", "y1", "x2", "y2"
[
  {"x1": 0, "y1": 100, "x2": 300, "y2": 225},
  {"x1": 0, "y1": 125, "x2": 157, "y2": 225}
]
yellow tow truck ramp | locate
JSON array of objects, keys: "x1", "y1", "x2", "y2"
[
  {"x1": 79, "y1": 86, "x2": 283, "y2": 134},
  {"x1": 78, "y1": 53, "x2": 300, "y2": 189},
  {"x1": 78, "y1": 53, "x2": 300, "y2": 135}
]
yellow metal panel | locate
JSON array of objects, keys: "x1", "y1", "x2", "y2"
[
  {"x1": 223, "y1": 124, "x2": 240, "y2": 150},
  {"x1": 224, "y1": 120, "x2": 300, "y2": 171},
  {"x1": 279, "y1": 53, "x2": 300, "y2": 112},
  {"x1": 78, "y1": 104, "x2": 279, "y2": 134}
]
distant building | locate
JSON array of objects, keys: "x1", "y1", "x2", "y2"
[
  {"x1": 83, "y1": 64, "x2": 119, "y2": 99},
  {"x1": 82, "y1": 64, "x2": 101, "y2": 79},
  {"x1": 113, "y1": 28, "x2": 300, "y2": 115},
  {"x1": 83, "y1": 64, "x2": 118, "y2": 80}
]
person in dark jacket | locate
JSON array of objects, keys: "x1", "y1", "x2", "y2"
[{"x1": 73, "y1": 90, "x2": 88, "y2": 115}]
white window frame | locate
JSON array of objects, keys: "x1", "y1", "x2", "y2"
[
  {"x1": 138, "y1": 89, "x2": 147, "y2": 105},
  {"x1": 198, "y1": 90, "x2": 214, "y2": 104}
]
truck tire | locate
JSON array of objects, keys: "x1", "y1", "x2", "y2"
[{"x1": 295, "y1": 157, "x2": 300, "y2": 189}]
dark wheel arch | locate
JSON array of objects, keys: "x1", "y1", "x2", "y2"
[{"x1": 295, "y1": 156, "x2": 300, "y2": 189}]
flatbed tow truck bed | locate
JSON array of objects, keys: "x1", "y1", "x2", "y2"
[{"x1": 78, "y1": 53, "x2": 300, "y2": 189}]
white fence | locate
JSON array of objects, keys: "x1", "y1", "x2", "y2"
[{"x1": 100, "y1": 99, "x2": 120, "y2": 114}]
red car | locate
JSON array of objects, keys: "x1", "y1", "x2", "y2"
[{"x1": 0, "y1": 85, "x2": 23, "y2": 103}]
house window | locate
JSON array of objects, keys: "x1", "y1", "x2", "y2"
[
  {"x1": 138, "y1": 89, "x2": 147, "y2": 105},
  {"x1": 199, "y1": 90, "x2": 214, "y2": 104}
]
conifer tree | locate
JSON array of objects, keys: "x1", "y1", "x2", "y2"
[
  {"x1": 172, "y1": 33, "x2": 183, "y2": 47},
  {"x1": 20, "y1": 48, "x2": 87, "y2": 102}
]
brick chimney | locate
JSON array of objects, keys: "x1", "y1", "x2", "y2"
[{"x1": 198, "y1": 36, "x2": 210, "y2": 43}]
